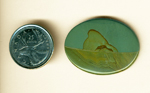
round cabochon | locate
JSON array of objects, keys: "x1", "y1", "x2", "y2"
[{"x1": 65, "y1": 17, "x2": 140, "y2": 75}]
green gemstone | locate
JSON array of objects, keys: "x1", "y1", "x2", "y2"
[{"x1": 65, "y1": 17, "x2": 140, "y2": 75}]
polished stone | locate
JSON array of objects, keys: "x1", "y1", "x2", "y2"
[{"x1": 65, "y1": 18, "x2": 140, "y2": 75}]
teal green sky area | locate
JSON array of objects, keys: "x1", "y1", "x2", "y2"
[{"x1": 65, "y1": 18, "x2": 140, "y2": 52}]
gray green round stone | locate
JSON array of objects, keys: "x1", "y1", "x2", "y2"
[{"x1": 65, "y1": 17, "x2": 139, "y2": 75}]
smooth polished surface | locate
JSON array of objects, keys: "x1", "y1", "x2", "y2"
[
  {"x1": 65, "y1": 18, "x2": 139, "y2": 75},
  {"x1": 9, "y1": 24, "x2": 54, "y2": 69}
]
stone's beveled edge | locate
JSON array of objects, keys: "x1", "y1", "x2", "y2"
[{"x1": 9, "y1": 24, "x2": 54, "y2": 69}]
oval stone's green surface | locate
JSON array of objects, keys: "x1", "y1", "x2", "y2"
[{"x1": 65, "y1": 18, "x2": 140, "y2": 75}]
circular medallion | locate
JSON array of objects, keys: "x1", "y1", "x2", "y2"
[
  {"x1": 65, "y1": 17, "x2": 140, "y2": 75},
  {"x1": 10, "y1": 24, "x2": 54, "y2": 69}
]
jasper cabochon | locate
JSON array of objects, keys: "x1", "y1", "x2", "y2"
[{"x1": 65, "y1": 29, "x2": 138, "y2": 74}]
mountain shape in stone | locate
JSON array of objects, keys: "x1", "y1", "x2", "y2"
[{"x1": 83, "y1": 29, "x2": 118, "y2": 52}]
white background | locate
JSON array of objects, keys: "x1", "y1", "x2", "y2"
[{"x1": 0, "y1": 0, "x2": 150, "y2": 93}]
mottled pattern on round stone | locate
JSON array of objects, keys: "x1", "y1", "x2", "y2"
[{"x1": 10, "y1": 24, "x2": 54, "y2": 69}]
